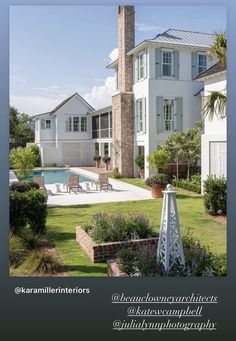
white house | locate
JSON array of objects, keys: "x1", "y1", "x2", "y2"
[
  {"x1": 33, "y1": 93, "x2": 113, "y2": 167},
  {"x1": 34, "y1": 5, "x2": 218, "y2": 178},
  {"x1": 194, "y1": 62, "x2": 227, "y2": 191},
  {"x1": 108, "y1": 6, "x2": 216, "y2": 178}
]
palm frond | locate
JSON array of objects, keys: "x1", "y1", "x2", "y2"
[
  {"x1": 208, "y1": 32, "x2": 227, "y2": 65},
  {"x1": 202, "y1": 91, "x2": 227, "y2": 121}
]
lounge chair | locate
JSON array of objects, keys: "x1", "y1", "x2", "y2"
[
  {"x1": 94, "y1": 173, "x2": 112, "y2": 191},
  {"x1": 33, "y1": 176, "x2": 47, "y2": 191},
  {"x1": 66, "y1": 175, "x2": 82, "y2": 193}
]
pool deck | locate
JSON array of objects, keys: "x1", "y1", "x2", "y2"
[{"x1": 46, "y1": 167, "x2": 152, "y2": 207}]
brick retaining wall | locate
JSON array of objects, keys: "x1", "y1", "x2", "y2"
[{"x1": 76, "y1": 226, "x2": 158, "y2": 263}]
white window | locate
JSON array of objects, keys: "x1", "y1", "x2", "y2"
[
  {"x1": 136, "y1": 98, "x2": 146, "y2": 132},
  {"x1": 81, "y1": 117, "x2": 87, "y2": 132},
  {"x1": 65, "y1": 117, "x2": 72, "y2": 132},
  {"x1": 162, "y1": 50, "x2": 173, "y2": 77},
  {"x1": 197, "y1": 53, "x2": 207, "y2": 74},
  {"x1": 73, "y1": 116, "x2": 80, "y2": 131},
  {"x1": 41, "y1": 119, "x2": 51, "y2": 129},
  {"x1": 136, "y1": 50, "x2": 147, "y2": 81},
  {"x1": 163, "y1": 99, "x2": 174, "y2": 131}
]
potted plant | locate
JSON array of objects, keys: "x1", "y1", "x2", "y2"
[
  {"x1": 135, "y1": 154, "x2": 145, "y2": 179},
  {"x1": 102, "y1": 156, "x2": 111, "y2": 170},
  {"x1": 94, "y1": 156, "x2": 101, "y2": 168},
  {"x1": 145, "y1": 174, "x2": 170, "y2": 198},
  {"x1": 146, "y1": 147, "x2": 170, "y2": 198}
]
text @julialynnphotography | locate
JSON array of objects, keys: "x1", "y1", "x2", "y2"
[{"x1": 112, "y1": 293, "x2": 218, "y2": 332}]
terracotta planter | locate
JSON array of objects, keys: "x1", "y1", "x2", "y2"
[
  {"x1": 95, "y1": 160, "x2": 100, "y2": 168},
  {"x1": 139, "y1": 169, "x2": 144, "y2": 179},
  {"x1": 150, "y1": 184, "x2": 164, "y2": 198}
]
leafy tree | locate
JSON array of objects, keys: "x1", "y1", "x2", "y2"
[
  {"x1": 10, "y1": 107, "x2": 34, "y2": 148},
  {"x1": 181, "y1": 126, "x2": 202, "y2": 179},
  {"x1": 163, "y1": 132, "x2": 185, "y2": 180},
  {"x1": 10, "y1": 147, "x2": 37, "y2": 177},
  {"x1": 147, "y1": 147, "x2": 170, "y2": 172}
]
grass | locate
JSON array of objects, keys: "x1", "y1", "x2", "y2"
[{"x1": 46, "y1": 184, "x2": 226, "y2": 277}]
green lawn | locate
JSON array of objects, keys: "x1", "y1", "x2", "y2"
[{"x1": 46, "y1": 184, "x2": 226, "y2": 277}]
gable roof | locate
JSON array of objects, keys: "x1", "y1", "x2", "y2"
[
  {"x1": 34, "y1": 93, "x2": 94, "y2": 118},
  {"x1": 194, "y1": 62, "x2": 226, "y2": 80}
]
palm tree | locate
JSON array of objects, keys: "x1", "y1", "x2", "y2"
[
  {"x1": 208, "y1": 32, "x2": 227, "y2": 65},
  {"x1": 203, "y1": 91, "x2": 227, "y2": 121},
  {"x1": 203, "y1": 32, "x2": 227, "y2": 120}
]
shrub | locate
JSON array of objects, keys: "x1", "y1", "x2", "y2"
[
  {"x1": 172, "y1": 178, "x2": 201, "y2": 194},
  {"x1": 145, "y1": 173, "x2": 171, "y2": 188},
  {"x1": 28, "y1": 144, "x2": 41, "y2": 167},
  {"x1": 20, "y1": 228, "x2": 49, "y2": 250},
  {"x1": 10, "y1": 189, "x2": 48, "y2": 235},
  {"x1": 10, "y1": 181, "x2": 40, "y2": 192},
  {"x1": 110, "y1": 167, "x2": 122, "y2": 179},
  {"x1": 9, "y1": 234, "x2": 28, "y2": 267},
  {"x1": 203, "y1": 176, "x2": 227, "y2": 215},
  {"x1": 135, "y1": 154, "x2": 144, "y2": 170},
  {"x1": 34, "y1": 253, "x2": 62, "y2": 274},
  {"x1": 10, "y1": 147, "x2": 37, "y2": 177},
  {"x1": 116, "y1": 232, "x2": 226, "y2": 277},
  {"x1": 147, "y1": 148, "x2": 170, "y2": 171},
  {"x1": 102, "y1": 156, "x2": 111, "y2": 163},
  {"x1": 93, "y1": 156, "x2": 101, "y2": 161},
  {"x1": 86, "y1": 213, "x2": 157, "y2": 243}
]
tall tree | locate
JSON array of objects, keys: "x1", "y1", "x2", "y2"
[{"x1": 9, "y1": 106, "x2": 34, "y2": 147}]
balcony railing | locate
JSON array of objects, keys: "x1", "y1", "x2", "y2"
[{"x1": 92, "y1": 128, "x2": 112, "y2": 139}]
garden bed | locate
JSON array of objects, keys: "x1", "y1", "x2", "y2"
[{"x1": 76, "y1": 226, "x2": 158, "y2": 263}]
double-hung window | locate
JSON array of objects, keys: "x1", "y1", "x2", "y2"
[
  {"x1": 136, "y1": 50, "x2": 147, "y2": 81},
  {"x1": 197, "y1": 53, "x2": 207, "y2": 74},
  {"x1": 136, "y1": 98, "x2": 146, "y2": 133},
  {"x1": 41, "y1": 119, "x2": 51, "y2": 129},
  {"x1": 65, "y1": 117, "x2": 72, "y2": 132},
  {"x1": 81, "y1": 117, "x2": 87, "y2": 132},
  {"x1": 163, "y1": 99, "x2": 174, "y2": 132},
  {"x1": 162, "y1": 50, "x2": 173, "y2": 77},
  {"x1": 73, "y1": 116, "x2": 80, "y2": 131}
]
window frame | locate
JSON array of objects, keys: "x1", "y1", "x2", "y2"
[
  {"x1": 81, "y1": 116, "x2": 88, "y2": 132},
  {"x1": 163, "y1": 98, "x2": 175, "y2": 132},
  {"x1": 136, "y1": 98, "x2": 145, "y2": 133},
  {"x1": 197, "y1": 52, "x2": 207, "y2": 75},
  {"x1": 162, "y1": 49, "x2": 174, "y2": 78},
  {"x1": 137, "y1": 49, "x2": 147, "y2": 81}
]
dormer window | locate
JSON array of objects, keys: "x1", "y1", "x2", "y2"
[
  {"x1": 197, "y1": 53, "x2": 207, "y2": 74},
  {"x1": 162, "y1": 50, "x2": 173, "y2": 77}
]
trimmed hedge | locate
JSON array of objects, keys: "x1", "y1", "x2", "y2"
[
  {"x1": 10, "y1": 181, "x2": 40, "y2": 192},
  {"x1": 10, "y1": 189, "x2": 48, "y2": 235},
  {"x1": 203, "y1": 176, "x2": 227, "y2": 215},
  {"x1": 173, "y1": 179, "x2": 201, "y2": 194}
]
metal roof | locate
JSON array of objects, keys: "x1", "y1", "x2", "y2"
[{"x1": 150, "y1": 28, "x2": 215, "y2": 48}]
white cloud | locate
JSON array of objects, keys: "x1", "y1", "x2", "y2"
[
  {"x1": 11, "y1": 76, "x2": 28, "y2": 84},
  {"x1": 84, "y1": 76, "x2": 115, "y2": 110},
  {"x1": 10, "y1": 95, "x2": 62, "y2": 116},
  {"x1": 109, "y1": 48, "x2": 118, "y2": 62},
  {"x1": 136, "y1": 22, "x2": 165, "y2": 33}
]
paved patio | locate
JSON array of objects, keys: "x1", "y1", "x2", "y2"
[{"x1": 46, "y1": 167, "x2": 152, "y2": 206}]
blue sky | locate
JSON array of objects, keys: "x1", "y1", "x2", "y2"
[{"x1": 10, "y1": 5, "x2": 226, "y2": 115}]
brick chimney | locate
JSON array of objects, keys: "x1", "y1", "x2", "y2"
[{"x1": 112, "y1": 5, "x2": 135, "y2": 177}]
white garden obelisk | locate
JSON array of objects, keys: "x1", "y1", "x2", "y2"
[{"x1": 157, "y1": 184, "x2": 185, "y2": 270}]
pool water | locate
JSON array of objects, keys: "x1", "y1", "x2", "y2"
[{"x1": 25, "y1": 169, "x2": 92, "y2": 185}]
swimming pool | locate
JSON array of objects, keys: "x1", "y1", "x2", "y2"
[{"x1": 24, "y1": 169, "x2": 92, "y2": 185}]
